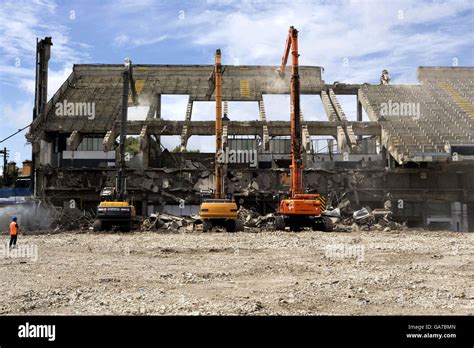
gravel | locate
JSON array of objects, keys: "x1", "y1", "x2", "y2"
[{"x1": 0, "y1": 229, "x2": 472, "y2": 315}]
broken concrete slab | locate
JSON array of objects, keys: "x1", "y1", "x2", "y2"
[
  {"x1": 194, "y1": 178, "x2": 212, "y2": 192},
  {"x1": 353, "y1": 207, "x2": 373, "y2": 224}
]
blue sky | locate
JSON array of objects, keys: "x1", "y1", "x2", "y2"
[{"x1": 0, "y1": 0, "x2": 473, "y2": 164}]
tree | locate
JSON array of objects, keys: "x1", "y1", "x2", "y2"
[
  {"x1": 171, "y1": 146, "x2": 200, "y2": 153},
  {"x1": 125, "y1": 137, "x2": 140, "y2": 155}
]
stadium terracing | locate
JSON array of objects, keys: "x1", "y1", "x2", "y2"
[{"x1": 26, "y1": 38, "x2": 474, "y2": 230}]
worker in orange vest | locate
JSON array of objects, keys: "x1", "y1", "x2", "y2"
[{"x1": 9, "y1": 216, "x2": 18, "y2": 249}]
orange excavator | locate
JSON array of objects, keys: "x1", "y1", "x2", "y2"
[
  {"x1": 276, "y1": 26, "x2": 333, "y2": 232},
  {"x1": 199, "y1": 49, "x2": 243, "y2": 232}
]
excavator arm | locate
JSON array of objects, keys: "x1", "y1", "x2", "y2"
[
  {"x1": 117, "y1": 58, "x2": 138, "y2": 200},
  {"x1": 278, "y1": 26, "x2": 303, "y2": 196},
  {"x1": 276, "y1": 28, "x2": 292, "y2": 77},
  {"x1": 275, "y1": 27, "x2": 332, "y2": 232},
  {"x1": 214, "y1": 49, "x2": 224, "y2": 199}
]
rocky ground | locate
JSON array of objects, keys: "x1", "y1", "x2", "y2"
[{"x1": 0, "y1": 229, "x2": 472, "y2": 315}]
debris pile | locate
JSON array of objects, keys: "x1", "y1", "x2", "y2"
[
  {"x1": 141, "y1": 213, "x2": 198, "y2": 232},
  {"x1": 53, "y1": 212, "x2": 95, "y2": 232},
  {"x1": 237, "y1": 207, "x2": 276, "y2": 230},
  {"x1": 237, "y1": 207, "x2": 260, "y2": 227},
  {"x1": 324, "y1": 205, "x2": 405, "y2": 232},
  {"x1": 44, "y1": 201, "x2": 96, "y2": 232},
  {"x1": 21, "y1": 194, "x2": 406, "y2": 233}
]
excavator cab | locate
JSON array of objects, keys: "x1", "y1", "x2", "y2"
[
  {"x1": 94, "y1": 186, "x2": 136, "y2": 232},
  {"x1": 96, "y1": 201, "x2": 135, "y2": 232},
  {"x1": 199, "y1": 198, "x2": 240, "y2": 232}
]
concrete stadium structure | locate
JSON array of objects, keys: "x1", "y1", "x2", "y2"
[{"x1": 26, "y1": 38, "x2": 474, "y2": 231}]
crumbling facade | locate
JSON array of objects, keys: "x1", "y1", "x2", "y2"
[{"x1": 26, "y1": 38, "x2": 474, "y2": 231}]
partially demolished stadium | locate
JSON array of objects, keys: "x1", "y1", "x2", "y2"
[{"x1": 25, "y1": 38, "x2": 474, "y2": 231}]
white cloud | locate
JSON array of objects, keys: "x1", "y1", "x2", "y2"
[
  {"x1": 187, "y1": 135, "x2": 214, "y2": 152},
  {"x1": 180, "y1": 0, "x2": 473, "y2": 83},
  {"x1": 188, "y1": 101, "x2": 214, "y2": 121},
  {"x1": 0, "y1": 0, "x2": 87, "y2": 162},
  {"x1": 47, "y1": 64, "x2": 74, "y2": 99},
  {"x1": 101, "y1": 0, "x2": 472, "y2": 86},
  {"x1": 0, "y1": 0, "x2": 88, "y2": 96},
  {"x1": 161, "y1": 95, "x2": 189, "y2": 120},
  {"x1": 8, "y1": 63, "x2": 73, "y2": 98},
  {"x1": 1, "y1": 101, "x2": 34, "y2": 128},
  {"x1": 113, "y1": 34, "x2": 168, "y2": 47}
]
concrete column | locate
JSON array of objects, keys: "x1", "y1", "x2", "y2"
[
  {"x1": 139, "y1": 125, "x2": 149, "y2": 169},
  {"x1": 462, "y1": 203, "x2": 469, "y2": 232},
  {"x1": 155, "y1": 94, "x2": 161, "y2": 152},
  {"x1": 356, "y1": 96, "x2": 363, "y2": 143},
  {"x1": 141, "y1": 194, "x2": 148, "y2": 217},
  {"x1": 451, "y1": 201, "x2": 462, "y2": 231},
  {"x1": 356, "y1": 97, "x2": 363, "y2": 122},
  {"x1": 180, "y1": 98, "x2": 193, "y2": 151}
]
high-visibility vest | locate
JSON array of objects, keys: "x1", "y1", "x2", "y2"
[{"x1": 9, "y1": 222, "x2": 17, "y2": 235}]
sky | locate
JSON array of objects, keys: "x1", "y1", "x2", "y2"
[{"x1": 0, "y1": 0, "x2": 473, "y2": 163}]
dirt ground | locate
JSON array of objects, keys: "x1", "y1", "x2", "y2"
[{"x1": 0, "y1": 229, "x2": 472, "y2": 315}]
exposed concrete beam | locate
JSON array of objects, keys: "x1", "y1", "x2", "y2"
[
  {"x1": 139, "y1": 125, "x2": 148, "y2": 149},
  {"x1": 180, "y1": 97, "x2": 193, "y2": 151},
  {"x1": 321, "y1": 91, "x2": 350, "y2": 153},
  {"x1": 320, "y1": 91, "x2": 338, "y2": 122},
  {"x1": 147, "y1": 93, "x2": 160, "y2": 119},
  {"x1": 328, "y1": 89, "x2": 357, "y2": 152},
  {"x1": 102, "y1": 129, "x2": 116, "y2": 152},
  {"x1": 299, "y1": 110, "x2": 311, "y2": 153},
  {"x1": 325, "y1": 83, "x2": 364, "y2": 95},
  {"x1": 358, "y1": 89, "x2": 379, "y2": 122},
  {"x1": 124, "y1": 120, "x2": 380, "y2": 137},
  {"x1": 258, "y1": 99, "x2": 270, "y2": 151},
  {"x1": 357, "y1": 95, "x2": 363, "y2": 142},
  {"x1": 139, "y1": 125, "x2": 149, "y2": 168},
  {"x1": 66, "y1": 130, "x2": 82, "y2": 151}
]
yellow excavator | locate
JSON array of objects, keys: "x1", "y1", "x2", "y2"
[
  {"x1": 199, "y1": 49, "x2": 243, "y2": 232},
  {"x1": 93, "y1": 58, "x2": 137, "y2": 232}
]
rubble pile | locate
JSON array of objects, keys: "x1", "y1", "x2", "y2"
[
  {"x1": 48, "y1": 206, "x2": 95, "y2": 232},
  {"x1": 141, "y1": 213, "x2": 199, "y2": 233},
  {"x1": 28, "y1": 200, "x2": 96, "y2": 232},
  {"x1": 28, "y1": 193, "x2": 406, "y2": 234},
  {"x1": 53, "y1": 212, "x2": 95, "y2": 232},
  {"x1": 237, "y1": 207, "x2": 260, "y2": 227},
  {"x1": 235, "y1": 199, "x2": 406, "y2": 233},
  {"x1": 326, "y1": 205, "x2": 406, "y2": 232},
  {"x1": 237, "y1": 207, "x2": 281, "y2": 230}
]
